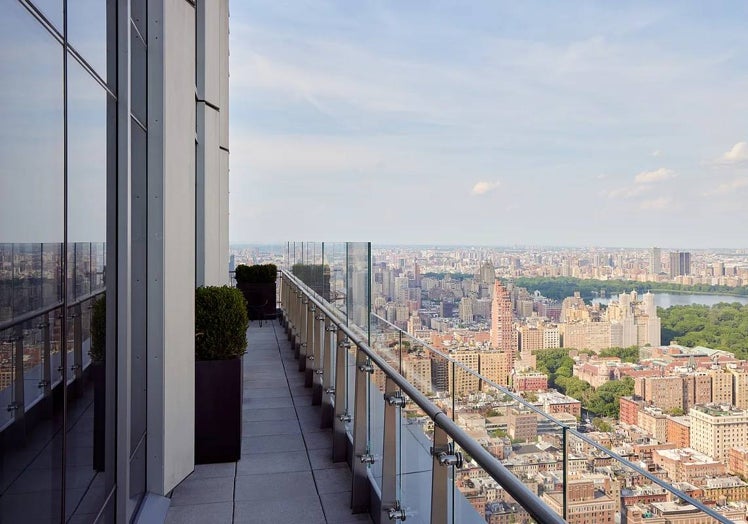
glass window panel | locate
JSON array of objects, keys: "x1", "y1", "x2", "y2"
[
  {"x1": 0, "y1": 3, "x2": 64, "y2": 326},
  {"x1": 67, "y1": 0, "x2": 108, "y2": 81},
  {"x1": 28, "y1": 0, "x2": 63, "y2": 33},
  {"x1": 67, "y1": 58, "x2": 107, "y2": 246}
]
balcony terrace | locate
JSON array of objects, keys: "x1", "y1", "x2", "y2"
[{"x1": 166, "y1": 319, "x2": 371, "y2": 524}]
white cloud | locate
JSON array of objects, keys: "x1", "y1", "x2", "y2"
[
  {"x1": 604, "y1": 184, "x2": 650, "y2": 199},
  {"x1": 634, "y1": 167, "x2": 676, "y2": 184},
  {"x1": 651, "y1": 149, "x2": 662, "y2": 157},
  {"x1": 717, "y1": 142, "x2": 748, "y2": 165},
  {"x1": 639, "y1": 197, "x2": 671, "y2": 210},
  {"x1": 705, "y1": 177, "x2": 748, "y2": 196},
  {"x1": 471, "y1": 180, "x2": 501, "y2": 196}
]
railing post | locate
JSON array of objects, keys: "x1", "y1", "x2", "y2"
[
  {"x1": 41, "y1": 314, "x2": 51, "y2": 396},
  {"x1": 12, "y1": 326, "x2": 24, "y2": 425},
  {"x1": 382, "y1": 377, "x2": 404, "y2": 522},
  {"x1": 431, "y1": 425, "x2": 451, "y2": 524},
  {"x1": 304, "y1": 302, "x2": 315, "y2": 384},
  {"x1": 351, "y1": 346, "x2": 371, "y2": 513},
  {"x1": 290, "y1": 287, "x2": 299, "y2": 346},
  {"x1": 311, "y1": 310, "x2": 325, "y2": 405},
  {"x1": 320, "y1": 319, "x2": 335, "y2": 428},
  {"x1": 298, "y1": 297, "x2": 309, "y2": 372},
  {"x1": 332, "y1": 328, "x2": 349, "y2": 462},
  {"x1": 73, "y1": 303, "x2": 83, "y2": 381},
  {"x1": 278, "y1": 274, "x2": 286, "y2": 328}
]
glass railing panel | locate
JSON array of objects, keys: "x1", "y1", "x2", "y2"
[
  {"x1": 13, "y1": 243, "x2": 43, "y2": 317},
  {"x1": 454, "y1": 461, "x2": 507, "y2": 524},
  {"x1": 42, "y1": 242, "x2": 62, "y2": 308},
  {"x1": 323, "y1": 242, "x2": 347, "y2": 316},
  {"x1": 91, "y1": 242, "x2": 105, "y2": 292},
  {"x1": 0, "y1": 244, "x2": 12, "y2": 323},
  {"x1": 74, "y1": 242, "x2": 92, "y2": 299},
  {"x1": 346, "y1": 242, "x2": 370, "y2": 337},
  {"x1": 0, "y1": 329, "x2": 15, "y2": 429},
  {"x1": 370, "y1": 315, "x2": 402, "y2": 373},
  {"x1": 291, "y1": 242, "x2": 328, "y2": 301},
  {"x1": 22, "y1": 317, "x2": 45, "y2": 409},
  {"x1": 564, "y1": 429, "x2": 733, "y2": 524},
  {"x1": 398, "y1": 387, "x2": 438, "y2": 523}
]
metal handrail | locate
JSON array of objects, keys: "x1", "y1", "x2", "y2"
[
  {"x1": 372, "y1": 315, "x2": 734, "y2": 524},
  {"x1": 0, "y1": 288, "x2": 105, "y2": 332},
  {"x1": 281, "y1": 269, "x2": 565, "y2": 524}
]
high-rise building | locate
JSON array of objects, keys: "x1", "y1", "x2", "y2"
[
  {"x1": 669, "y1": 251, "x2": 692, "y2": 278},
  {"x1": 490, "y1": 280, "x2": 514, "y2": 385},
  {"x1": 650, "y1": 247, "x2": 662, "y2": 275}
]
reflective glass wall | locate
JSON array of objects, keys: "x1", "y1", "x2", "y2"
[{"x1": 0, "y1": 1, "x2": 115, "y2": 522}]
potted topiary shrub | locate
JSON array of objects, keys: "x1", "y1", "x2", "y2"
[
  {"x1": 89, "y1": 295, "x2": 106, "y2": 472},
  {"x1": 195, "y1": 285, "x2": 249, "y2": 464},
  {"x1": 234, "y1": 263, "x2": 277, "y2": 321}
]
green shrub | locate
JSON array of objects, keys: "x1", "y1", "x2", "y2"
[
  {"x1": 234, "y1": 264, "x2": 277, "y2": 284},
  {"x1": 195, "y1": 286, "x2": 249, "y2": 360},
  {"x1": 90, "y1": 296, "x2": 106, "y2": 362}
]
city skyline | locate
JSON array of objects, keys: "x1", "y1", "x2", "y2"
[{"x1": 229, "y1": 1, "x2": 748, "y2": 247}]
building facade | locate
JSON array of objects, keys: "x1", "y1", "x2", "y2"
[{"x1": 0, "y1": 1, "x2": 229, "y2": 521}]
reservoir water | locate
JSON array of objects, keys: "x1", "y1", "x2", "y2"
[{"x1": 592, "y1": 293, "x2": 748, "y2": 308}]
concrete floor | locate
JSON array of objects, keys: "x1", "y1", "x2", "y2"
[{"x1": 166, "y1": 320, "x2": 372, "y2": 524}]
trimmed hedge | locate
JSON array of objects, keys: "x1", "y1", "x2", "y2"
[
  {"x1": 195, "y1": 286, "x2": 249, "y2": 360},
  {"x1": 234, "y1": 264, "x2": 277, "y2": 284},
  {"x1": 90, "y1": 296, "x2": 106, "y2": 363}
]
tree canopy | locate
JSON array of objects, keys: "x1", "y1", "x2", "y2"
[
  {"x1": 514, "y1": 276, "x2": 748, "y2": 301},
  {"x1": 659, "y1": 303, "x2": 748, "y2": 360},
  {"x1": 534, "y1": 348, "x2": 634, "y2": 418}
]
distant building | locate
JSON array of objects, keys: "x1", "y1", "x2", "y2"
[
  {"x1": 513, "y1": 372, "x2": 548, "y2": 392},
  {"x1": 543, "y1": 479, "x2": 616, "y2": 524},
  {"x1": 669, "y1": 251, "x2": 691, "y2": 278},
  {"x1": 650, "y1": 247, "x2": 662, "y2": 275},
  {"x1": 690, "y1": 404, "x2": 748, "y2": 462}
]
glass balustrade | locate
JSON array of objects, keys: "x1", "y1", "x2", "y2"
[{"x1": 275, "y1": 242, "x2": 735, "y2": 524}]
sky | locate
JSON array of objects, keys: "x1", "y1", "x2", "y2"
[{"x1": 228, "y1": 1, "x2": 748, "y2": 248}]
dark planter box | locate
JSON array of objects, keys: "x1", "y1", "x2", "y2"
[
  {"x1": 237, "y1": 282, "x2": 276, "y2": 320},
  {"x1": 92, "y1": 362, "x2": 106, "y2": 472},
  {"x1": 195, "y1": 358, "x2": 243, "y2": 464}
]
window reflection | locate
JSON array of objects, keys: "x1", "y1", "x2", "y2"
[
  {"x1": 27, "y1": 0, "x2": 63, "y2": 34},
  {"x1": 0, "y1": 3, "x2": 64, "y2": 324},
  {"x1": 67, "y1": 0, "x2": 108, "y2": 82}
]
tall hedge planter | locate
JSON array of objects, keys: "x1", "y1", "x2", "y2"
[
  {"x1": 195, "y1": 286, "x2": 249, "y2": 464},
  {"x1": 235, "y1": 264, "x2": 277, "y2": 320},
  {"x1": 195, "y1": 359, "x2": 243, "y2": 463}
]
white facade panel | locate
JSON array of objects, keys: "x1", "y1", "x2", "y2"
[{"x1": 147, "y1": 0, "x2": 196, "y2": 496}]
